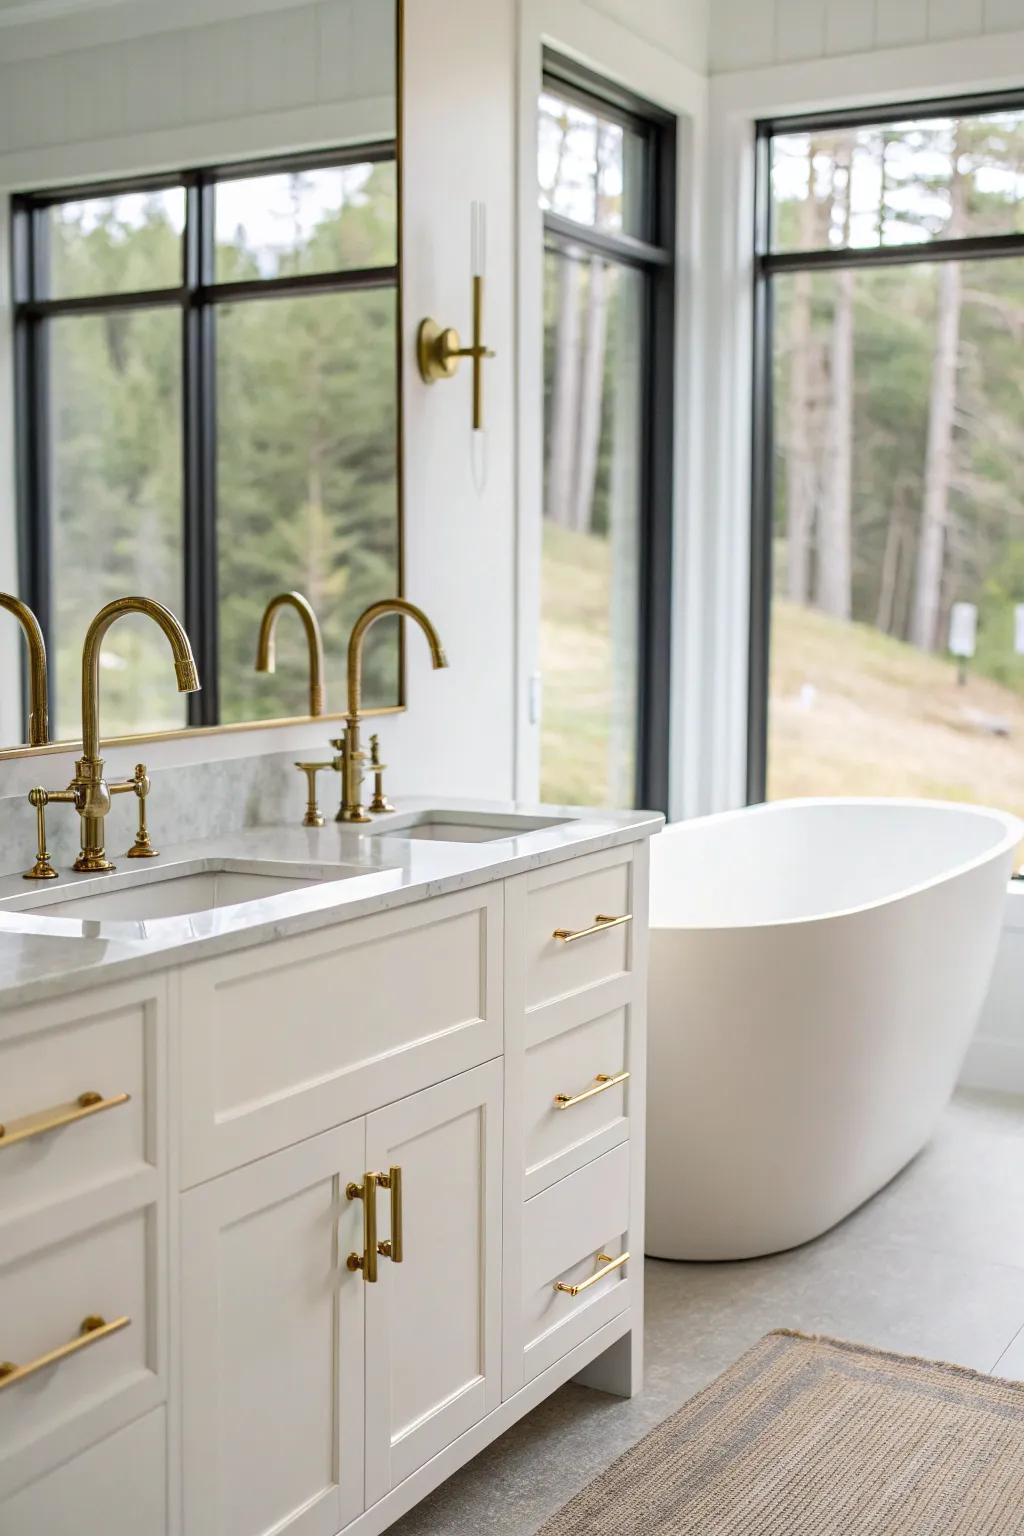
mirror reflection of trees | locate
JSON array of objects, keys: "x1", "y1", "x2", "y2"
[{"x1": 767, "y1": 111, "x2": 1024, "y2": 824}]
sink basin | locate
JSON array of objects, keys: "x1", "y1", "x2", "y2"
[
  {"x1": 0, "y1": 859, "x2": 367, "y2": 923},
  {"x1": 369, "y1": 811, "x2": 571, "y2": 844}
]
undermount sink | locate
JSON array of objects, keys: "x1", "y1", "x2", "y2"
[
  {"x1": 0, "y1": 859, "x2": 368, "y2": 923},
  {"x1": 369, "y1": 810, "x2": 572, "y2": 844}
]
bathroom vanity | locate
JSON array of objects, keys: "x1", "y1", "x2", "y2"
[{"x1": 0, "y1": 802, "x2": 658, "y2": 1536}]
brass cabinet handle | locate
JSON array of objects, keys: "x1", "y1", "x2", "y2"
[
  {"x1": 346, "y1": 1172, "x2": 380, "y2": 1282},
  {"x1": 0, "y1": 1314, "x2": 130, "y2": 1392},
  {"x1": 554, "y1": 1251, "x2": 629, "y2": 1297},
  {"x1": 552, "y1": 913, "x2": 632, "y2": 944},
  {"x1": 554, "y1": 1070, "x2": 630, "y2": 1110},
  {"x1": 376, "y1": 1166, "x2": 403, "y2": 1263},
  {"x1": 0, "y1": 1090, "x2": 130, "y2": 1149}
]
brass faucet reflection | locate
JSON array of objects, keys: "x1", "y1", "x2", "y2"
[
  {"x1": 255, "y1": 592, "x2": 326, "y2": 718},
  {"x1": 25, "y1": 597, "x2": 200, "y2": 879},
  {"x1": 336, "y1": 599, "x2": 447, "y2": 823},
  {"x1": 0, "y1": 593, "x2": 48, "y2": 746}
]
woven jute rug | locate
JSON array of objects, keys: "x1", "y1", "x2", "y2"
[{"x1": 539, "y1": 1330, "x2": 1024, "y2": 1535}]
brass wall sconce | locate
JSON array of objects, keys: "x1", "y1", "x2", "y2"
[{"x1": 416, "y1": 202, "x2": 495, "y2": 432}]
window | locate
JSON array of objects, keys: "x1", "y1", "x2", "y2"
[
  {"x1": 751, "y1": 95, "x2": 1024, "y2": 832},
  {"x1": 13, "y1": 148, "x2": 399, "y2": 740},
  {"x1": 539, "y1": 57, "x2": 675, "y2": 811}
]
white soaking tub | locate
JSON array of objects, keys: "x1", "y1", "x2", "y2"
[{"x1": 645, "y1": 798, "x2": 1021, "y2": 1261}]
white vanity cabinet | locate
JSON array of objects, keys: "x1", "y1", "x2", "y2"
[{"x1": 0, "y1": 830, "x2": 651, "y2": 1536}]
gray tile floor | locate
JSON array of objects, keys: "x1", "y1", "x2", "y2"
[{"x1": 392, "y1": 1089, "x2": 1024, "y2": 1536}]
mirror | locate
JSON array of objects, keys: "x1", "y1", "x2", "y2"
[{"x1": 0, "y1": 0, "x2": 400, "y2": 752}]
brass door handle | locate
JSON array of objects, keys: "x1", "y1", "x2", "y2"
[
  {"x1": 554, "y1": 1071, "x2": 630, "y2": 1110},
  {"x1": 0, "y1": 1090, "x2": 130, "y2": 1149},
  {"x1": 346, "y1": 1172, "x2": 380, "y2": 1282},
  {"x1": 376, "y1": 1166, "x2": 403, "y2": 1263},
  {"x1": 554, "y1": 1251, "x2": 629, "y2": 1297},
  {"x1": 0, "y1": 1314, "x2": 130, "y2": 1392},
  {"x1": 552, "y1": 913, "x2": 632, "y2": 944}
]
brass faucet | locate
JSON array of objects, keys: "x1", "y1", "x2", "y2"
[
  {"x1": 336, "y1": 599, "x2": 447, "y2": 823},
  {"x1": 0, "y1": 593, "x2": 48, "y2": 746},
  {"x1": 255, "y1": 592, "x2": 326, "y2": 717},
  {"x1": 25, "y1": 597, "x2": 200, "y2": 878}
]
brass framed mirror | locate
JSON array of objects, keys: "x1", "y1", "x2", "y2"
[{"x1": 0, "y1": 0, "x2": 402, "y2": 759}]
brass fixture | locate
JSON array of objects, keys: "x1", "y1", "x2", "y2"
[
  {"x1": 25, "y1": 597, "x2": 200, "y2": 877},
  {"x1": 346, "y1": 1171, "x2": 380, "y2": 1282},
  {"x1": 255, "y1": 592, "x2": 327, "y2": 717},
  {"x1": 554, "y1": 1251, "x2": 629, "y2": 1297},
  {"x1": 553, "y1": 1071, "x2": 631, "y2": 1111},
  {"x1": 293, "y1": 762, "x2": 334, "y2": 827},
  {"x1": 0, "y1": 593, "x2": 48, "y2": 746},
  {"x1": 552, "y1": 913, "x2": 633, "y2": 944},
  {"x1": 376, "y1": 1166, "x2": 403, "y2": 1262},
  {"x1": 0, "y1": 1089, "x2": 130, "y2": 1148},
  {"x1": 417, "y1": 275, "x2": 495, "y2": 431},
  {"x1": 337, "y1": 599, "x2": 447, "y2": 823},
  {"x1": 368, "y1": 734, "x2": 394, "y2": 814},
  {"x1": 0, "y1": 1315, "x2": 130, "y2": 1393}
]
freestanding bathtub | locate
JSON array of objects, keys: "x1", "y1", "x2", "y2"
[{"x1": 645, "y1": 797, "x2": 1021, "y2": 1261}]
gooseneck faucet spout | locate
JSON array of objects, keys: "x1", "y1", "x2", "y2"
[
  {"x1": 255, "y1": 592, "x2": 326, "y2": 717},
  {"x1": 81, "y1": 597, "x2": 200, "y2": 764},
  {"x1": 0, "y1": 593, "x2": 48, "y2": 746},
  {"x1": 338, "y1": 598, "x2": 448, "y2": 823}
]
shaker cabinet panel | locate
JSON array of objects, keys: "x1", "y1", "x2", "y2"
[
  {"x1": 364, "y1": 1061, "x2": 503, "y2": 1504},
  {"x1": 181, "y1": 1123, "x2": 367, "y2": 1536}
]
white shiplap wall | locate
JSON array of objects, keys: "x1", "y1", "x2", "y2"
[{"x1": 710, "y1": 0, "x2": 1024, "y2": 74}]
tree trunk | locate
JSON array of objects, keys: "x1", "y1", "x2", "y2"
[
  {"x1": 910, "y1": 129, "x2": 966, "y2": 651},
  {"x1": 815, "y1": 143, "x2": 854, "y2": 621},
  {"x1": 571, "y1": 258, "x2": 610, "y2": 533},
  {"x1": 784, "y1": 144, "x2": 823, "y2": 605},
  {"x1": 546, "y1": 253, "x2": 581, "y2": 527}
]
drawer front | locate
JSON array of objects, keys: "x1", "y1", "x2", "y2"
[
  {"x1": 0, "y1": 1407, "x2": 166, "y2": 1536},
  {"x1": 525, "y1": 851, "x2": 635, "y2": 1011},
  {"x1": 179, "y1": 885, "x2": 502, "y2": 1186},
  {"x1": 0, "y1": 1194, "x2": 162, "y2": 1497},
  {"x1": 0, "y1": 991, "x2": 156, "y2": 1229},
  {"x1": 524, "y1": 1005, "x2": 630, "y2": 1198},
  {"x1": 520, "y1": 1143, "x2": 632, "y2": 1383}
]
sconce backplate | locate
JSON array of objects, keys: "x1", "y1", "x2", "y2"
[{"x1": 417, "y1": 319, "x2": 462, "y2": 383}]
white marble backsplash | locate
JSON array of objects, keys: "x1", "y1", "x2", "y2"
[{"x1": 0, "y1": 750, "x2": 304, "y2": 877}]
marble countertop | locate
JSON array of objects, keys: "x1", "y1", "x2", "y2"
[{"x1": 0, "y1": 797, "x2": 662, "y2": 1009}]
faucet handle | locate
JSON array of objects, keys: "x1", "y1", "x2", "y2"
[
  {"x1": 24, "y1": 787, "x2": 59, "y2": 881},
  {"x1": 368, "y1": 735, "x2": 395, "y2": 815},
  {"x1": 126, "y1": 764, "x2": 159, "y2": 859},
  {"x1": 294, "y1": 762, "x2": 334, "y2": 828}
]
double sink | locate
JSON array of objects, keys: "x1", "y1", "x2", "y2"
[{"x1": 0, "y1": 810, "x2": 570, "y2": 925}]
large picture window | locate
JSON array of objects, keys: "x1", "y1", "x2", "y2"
[
  {"x1": 13, "y1": 147, "x2": 399, "y2": 741},
  {"x1": 539, "y1": 57, "x2": 675, "y2": 811},
  {"x1": 751, "y1": 95, "x2": 1024, "y2": 824}
]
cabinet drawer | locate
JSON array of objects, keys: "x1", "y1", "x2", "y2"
[
  {"x1": 524, "y1": 851, "x2": 634, "y2": 1011},
  {"x1": 0, "y1": 1198, "x2": 161, "y2": 1496},
  {"x1": 179, "y1": 885, "x2": 502, "y2": 1185},
  {"x1": 0, "y1": 1407, "x2": 166, "y2": 1536},
  {"x1": 0, "y1": 991, "x2": 155, "y2": 1229},
  {"x1": 524, "y1": 1005, "x2": 630, "y2": 1198},
  {"x1": 520, "y1": 1143, "x2": 631, "y2": 1383}
]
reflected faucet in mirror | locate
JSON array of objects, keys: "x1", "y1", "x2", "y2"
[
  {"x1": 0, "y1": 593, "x2": 48, "y2": 747},
  {"x1": 255, "y1": 591, "x2": 326, "y2": 718},
  {"x1": 25, "y1": 597, "x2": 200, "y2": 879}
]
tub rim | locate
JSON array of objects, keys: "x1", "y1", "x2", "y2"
[{"x1": 651, "y1": 795, "x2": 1024, "y2": 933}]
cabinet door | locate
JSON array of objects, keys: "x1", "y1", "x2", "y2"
[
  {"x1": 181, "y1": 1122, "x2": 366, "y2": 1536},
  {"x1": 364, "y1": 1061, "x2": 502, "y2": 1504}
]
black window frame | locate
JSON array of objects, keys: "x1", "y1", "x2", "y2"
[
  {"x1": 749, "y1": 88, "x2": 1024, "y2": 803},
  {"x1": 11, "y1": 142, "x2": 400, "y2": 737},
  {"x1": 541, "y1": 52, "x2": 677, "y2": 814}
]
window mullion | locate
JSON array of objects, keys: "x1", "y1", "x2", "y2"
[{"x1": 183, "y1": 179, "x2": 219, "y2": 727}]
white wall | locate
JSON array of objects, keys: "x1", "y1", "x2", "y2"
[{"x1": 709, "y1": 0, "x2": 1024, "y2": 74}]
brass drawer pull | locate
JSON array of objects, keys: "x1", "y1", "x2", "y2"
[
  {"x1": 0, "y1": 1090, "x2": 130, "y2": 1149},
  {"x1": 376, "y1": 1166, "x2": 403, "y2": 1263},
  {"x1": 346, "y1": 1172, "x2": 380, "y2": 1282},
  {"x1": 0, "y1": 1314, "x2": 130, "y2": 1392},
  {"x1": 554, "y1": 1070, "x2": 630, "y2": 1110},
  {"x1": 552, "y1": 913, "x2": 632, "y2": 944},
  {"x1": 554, "y1": 1251, "x2": 629, "y2": 1297}
]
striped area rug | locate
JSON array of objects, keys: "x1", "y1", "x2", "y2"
[{"x1": 540, "y1": 1330, "x2": 1024, "y2": 1534}]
